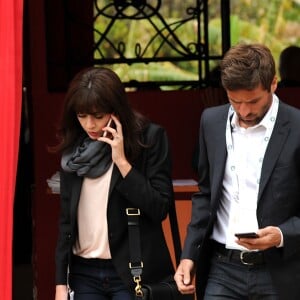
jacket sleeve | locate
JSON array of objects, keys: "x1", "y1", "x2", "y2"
[
  {"x1": 55, "y1": 170, "x2": 73, "y2": 285},
  {"x1": 181, "y1": 109, "x2": 214, "y2": 261}
]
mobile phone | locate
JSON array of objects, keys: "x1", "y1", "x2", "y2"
[
  {"x1": 235, "y1": 232, "x2": 258, "y2": 239},
  {"x1": 102, "y1": 118, "x2": 115, "y2": 137}
]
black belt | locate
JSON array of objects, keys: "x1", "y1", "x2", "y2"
[{"x1": 213, "y1": 241, "x2": 265, "y2": 266}]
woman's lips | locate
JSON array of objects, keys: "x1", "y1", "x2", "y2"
[{"x1": 88, "y1": 131, "x2": 100, "y2": 139}]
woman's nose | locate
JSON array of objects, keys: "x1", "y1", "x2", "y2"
[{"x1": 85, "y1": 116, "x2": 96, "y2": 128}]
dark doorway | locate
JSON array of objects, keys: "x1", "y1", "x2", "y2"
[{"x1": 13, "y1": 0, "x2": 34, "y2": 299}]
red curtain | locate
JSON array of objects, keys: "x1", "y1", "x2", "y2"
[{"x1": 0, "y1": 1, "x2": 23, "y2": 299}]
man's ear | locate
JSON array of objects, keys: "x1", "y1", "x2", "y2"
[{"x1": 271, "y1": 76, "x2": 278, "y2": 93}]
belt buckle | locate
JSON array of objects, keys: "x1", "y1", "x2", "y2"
[{"x1": 240, "y1": 251, "x2": 253, "y2": 265}]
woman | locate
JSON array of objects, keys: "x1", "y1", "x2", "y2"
[{"x1": 54, "y1": 67, "x2": 174, "y2": 300}]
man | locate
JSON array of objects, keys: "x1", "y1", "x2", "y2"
[{"x1": 174, "y1": 43, "x2": 300, "y2": 300}]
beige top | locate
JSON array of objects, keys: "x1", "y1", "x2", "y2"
[{"x1": 73, "y1": 163, "x2": 114, "y2": 259}]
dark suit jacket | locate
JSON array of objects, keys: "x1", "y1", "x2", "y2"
[
  {"x1": 55, "y1": 123, "x2": 174, "y2": 291},
  {"x1": 182, "y1": 100, "x2": 300, "y2": 300}
]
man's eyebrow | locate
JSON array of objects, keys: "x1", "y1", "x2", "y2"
[{"x1": 229, "y1": 95, "x2": 262, "y2": 103}]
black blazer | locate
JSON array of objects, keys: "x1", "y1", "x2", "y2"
[
  {"x1": 182, "y1": 100, "x2": 300, "y2": 300},
  {"x1": 55, "y1": 123, "x2": 174, "y2": 291}
]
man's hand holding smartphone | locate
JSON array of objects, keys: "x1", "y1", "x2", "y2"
[{"x1": 235, "y1": 232, "x2": 259, "y2": 250}]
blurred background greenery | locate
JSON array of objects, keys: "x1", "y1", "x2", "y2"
[
  {"x1": 222, "y1": 0, "x2": 299, "y2": 71},
  {"x1": 94, "y1": 0, "x2": 300, "y2": 88}
]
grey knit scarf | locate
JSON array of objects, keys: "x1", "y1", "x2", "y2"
[{"x1": 61, "y1": 136, "x2": 112, "y2": 178}]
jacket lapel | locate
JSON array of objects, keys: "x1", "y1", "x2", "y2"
[
  {"x1": 258, "y1": 103, "x2": 290, "y2": 201},
  {"x1": 70, "y1": 175, "x2": 83, "y2": 222},
  {"x1": 108, "y1": 164, "x2": 121, "y2": 197}
]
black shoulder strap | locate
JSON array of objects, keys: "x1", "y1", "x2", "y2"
[
  {"x1": 126, "y1": 199, "x2": 182, "y2": 268},
  {"x1": 127, "y1": 205, "x2": 189, "y2": 299}
]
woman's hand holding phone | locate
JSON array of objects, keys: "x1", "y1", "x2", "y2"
[
  {"x1": 99, "y1": 115, "x2": 132, "y2": 177},
  {"x1": 102, "y1": 118, "x2": 114, "y2": 138}
]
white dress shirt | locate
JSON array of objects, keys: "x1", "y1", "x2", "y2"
[{"x1": 211, "y1": 94, "x2": 279, "y2": 250}]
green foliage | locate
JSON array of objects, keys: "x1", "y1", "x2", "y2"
[
  {"x1": 94, "y1": 0, "x2": 300, "y2": 86},
  {"x1": 229, "y1": 0, "x2": 300, "y2": 77}
]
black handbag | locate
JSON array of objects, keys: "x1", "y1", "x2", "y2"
[
  {"x1": 137, "y1": 279, "x2": 187, "y2": 300},
  {"x1": 126, "y1": 203, "x2": 194, "y2": 300}
]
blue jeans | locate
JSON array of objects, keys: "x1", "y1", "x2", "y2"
[
  {"x1": 203, "y1": 252, "x2": 279, "y2": 300},
  {"x1": 69, "y1": 255, "x2": 134, "y2": 300}
]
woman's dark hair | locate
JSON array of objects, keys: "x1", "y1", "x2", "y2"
[
  {"x1": 54, "y1": 67, "x2": 149, "y2": 162},
  {"x1": 220, "y1": 43, "x2": 276, "y2": 92}
]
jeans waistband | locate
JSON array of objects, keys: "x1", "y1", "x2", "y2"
[{"x1": 72, "y1": 254, "x2": 113, "y2": 267}]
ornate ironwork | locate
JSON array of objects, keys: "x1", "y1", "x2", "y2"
[
  {"x1": 93, "y1": 1, "x2": 204, "y2": 61},
  {"x1": 91, "y1": 0, "x2": 211, "y2": 89},
  {"x1": 46, "y1": 0, "x2": 230, "y2": 91}
]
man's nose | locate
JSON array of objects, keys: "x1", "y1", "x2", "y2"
[{"x1": 238, "y1": 103, "x2": 251, "y2": 117}]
